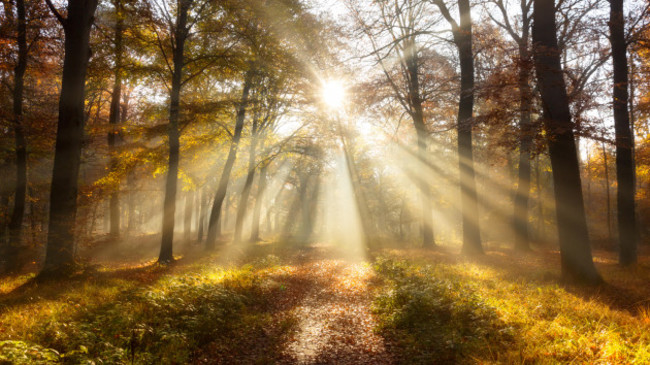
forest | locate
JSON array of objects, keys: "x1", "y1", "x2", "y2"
[{"x1": 1, "y1": 0, "x2": 650, "y2": 363}]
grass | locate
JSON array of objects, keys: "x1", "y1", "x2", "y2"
[
  {"x1": 2, "y1": 242, "x2": 650, "y2": 364},
  {"x1": 0, "y1": 248, "x2": 298, "y2": 364},
  {"x1": 371, "y1": 246, "x2": 650, "y2": 363}
]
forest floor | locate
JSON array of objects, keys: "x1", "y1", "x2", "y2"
[{"x1": 1, "y1": 240, "x2": 650, "y2": 364}]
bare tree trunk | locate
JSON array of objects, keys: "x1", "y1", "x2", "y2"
[
  {"x1": 602, "y1": 143, "x2": 612, "y2": 244},
  {"x1": 197, "y1": 188, "x2": 206, "y2": 242},
  {"x1": 532, "y1": 0, "x2": 601, "y2": 284},
  {"x1": 250, "y1": 164, "x2": 268, "y2": 241},
  {"x1": 609, "y1": 0, "x2": 637, "y2": 265},
  {"x1": 404, "y1": 38, "x2": 435, "y2": 248},
  {"x1": 159, "y1": 0, "x2": 191, "y2": 263},
  {"x1": 206, "y1": 67, "x2": 254, "y2": 249},
  {"x1": 455, "y1": 0, "x2": 482, "y2": 254},
  {"x1": 42, "y1": 0, "x2": 99, "y2": 276},
  {"x1": 184, "y1": 191, "x2": 193, "y2": 241},
  {"x1": 107, "y1": 0, "x2": 124, "y2": 241},
  {"x1": 234, "y1": 120, "x2": 259, "y2": 243},
  {"x1": 6, "y1": 0, "x2": 28, "y2": 273},
  {"x1": 513, "y1": 30, "x2": 533, "y2": 251}
]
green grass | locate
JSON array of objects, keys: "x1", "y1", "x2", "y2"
[{"x1": 0, "y1": 253, "x2": 297, "y2": 364}]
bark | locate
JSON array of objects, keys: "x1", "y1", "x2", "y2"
[
  {"x1": 532, "y1": 0, "x2": 601, "y2": 284},
  {"x1": 405, "y1": 40, "x2": 435, "y2": 248},
  {"x1": 455, "y1": 0, "x2": 482, "y2": 254},
  {"x1": 184, "y1": 191, "x2": 193, "y2": 241},
  {"x1": 234, "y1": 118, "x2": 259, "y2": 243},
  {"x1": 250, "y1": 163, "x2": 268, "y2": 241},
  {"x1": 42, "y1": 0, "x2": 99, "y2": 275},
  {"x1": 609, "y1": 0, "x2": 637, "y2": 265},
  {"x1": 205, "y1": 67, "x2": 254, "y2": 249},
  {"x1": 513, "y1": 17, "x2": 533, "y2": 251},
  {"x1": 602, "y1": 143, "x2": 612, "y2": 243},
  {"x1": 197, "y1": 188, "x2": 205, "y2": 242},
  {"x1": 6, "y1": 0, "x2": 28, "y2": 272},
  {"x1": 107, "y1": 0, "x2": 124, "y2": 240},
  {"x1": 159, "y1": 0, "x2": 191, "y2": 263}
]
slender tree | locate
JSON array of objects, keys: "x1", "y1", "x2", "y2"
[
  {"x1": 532, "y1": 0, "x2": 601, "y2": 284},
  {"x1": 159, "y1": 0, "x2": 193, "y2": 263},
  {"x1": 351, "y1": 0, "x2": 435, "y2": 247},
  {"x1": 608, "y1": 0, "x2": 637, "y2": 265},
  {"x1": 205, "y1": 66, "x2": 255, "y2": 249},
  {"x1": 4, "y1": 0, "x2": 28, "y2": 272},
  {"x1": 433, "y1": 0, "x2": 483, "y2": 254},
  {"x1": 107, "y1": 0, "x2": 125, "y2": 240},
  {"x1": 487, "y1": 0, "x2": 534, "y2": 250}
]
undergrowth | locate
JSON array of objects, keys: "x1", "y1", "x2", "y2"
[
  {"x1": 372, "y1": 251, "x2": 650, "y2": 364},
  {"x1": 0, "y1": 254, "x2": 295, "y2": 364},
  {"x1": 372, "y1": 258, "x2": 513, "y2": 364}
]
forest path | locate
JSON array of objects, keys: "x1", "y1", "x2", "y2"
[{"x1": 274, "y1": 245, "x2": 395, "y2": 364}]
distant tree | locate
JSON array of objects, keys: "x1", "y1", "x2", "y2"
[
  {"x1": 532, "y1": 0, "x2": 601, "y2": 284},
  {"x1": 432, "y1": 0, "x2": 483, "y2": 254},
  {"x1": 486, "y1": 0, "x2": 535, "y2": 251},
  {"x1": 350, "y1": 0, "x2": 436, "y2": 248},
  {"x1": 41, "y1": 0, "x2": 99, "y2": 275}
]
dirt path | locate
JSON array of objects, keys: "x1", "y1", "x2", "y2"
[{"x1": 274, "y1": 247, "x2": 395, "y2": 364}]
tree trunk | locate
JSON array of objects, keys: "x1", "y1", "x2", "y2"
[
  {"x1": 602, "y1": 143, "x2": 612, "y2": 243},
  {"x1": 250, "y1": 163, "x2": 268, "y2": 241},
  {"x1": 6, "y1": 0, "x2": 28, "y2": 273},
  {"x1": 513, "y1": 35, "x2": 533, "y2": 251},
  {"x1": 455, "y1": 0, "x2": 482, "y2": 255},
  {"x1": 107, "y1": 0, "x2": 124, "y2": 241},
  {"x1": 184, "y1": 191, "x2": 193, "y2": 241},
  {"x1": 609, "y1": 0, "x2": 637, "y2": 265},
  {"x1": 234, "y1": 119, "x2": 259, "y2": 243},
  {"x1": 197, "y1": 188, "x2": 205, "y2": 242},
  {"x1": 159, "y1": 0, "x2": 191, "y2": 263},
  {"x1": 42, "y1": 0, "x2": 99, "y2": 276},
  {"x1": 405, "y1": 41, "x2": 435, "y2": 248},
  {"x1": 404, "y1": 38, "x2": 435, "y2": 248},
  {"x1": 532, "y1": 0, "x2": 601, "y2": 284},
  {"x1": 205, "y1": 67, "x2": 254, "y2": 249}
]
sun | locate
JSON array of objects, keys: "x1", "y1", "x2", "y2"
[{"x1": 321, "y1": 79, "x2": 346, "y2": 109}]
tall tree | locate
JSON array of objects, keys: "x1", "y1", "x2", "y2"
[
  {"x1": 205, "y1": 66, "x2": 255, "y2": 249},
  {"x1": 41, "y1": 0, "x2": 99, "y2": 275},
  {"x1": 609, "y1": 0, "x2": 637, "y2": 265},
  {"x1": 4, "y1": 0, "x2": 28, "y2": 272},
  {"x1": 532, "y1": 0, "x2": 601, "y2": 284},
  {"x1": 487, "y1": 0, "x2": 535, "y2": 250},
  {"x1": 433, "y1": 0, "x2": 483, "y2": 254},
  {"x1": 351, "y1": 0, "x2": 435, "y2": 247},
  {"x1": 159, "y1": 0, "x2": 193, "y2": 263},
  {"x1": 107, "y1": 0, "x2": 125, "y2": 240}
]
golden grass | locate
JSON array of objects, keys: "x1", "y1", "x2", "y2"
[{"x1": 377, "y1": 246, "x2": 650, "y2": 363}]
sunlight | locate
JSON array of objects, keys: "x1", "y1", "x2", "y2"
[{"x1": 321, "y1": 79, "x2": 346, "y2": 109}]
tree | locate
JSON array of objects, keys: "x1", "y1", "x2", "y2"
[
  {"x1": 532, "y1": 0, "x2": 601, "y2": 284},
  {"x1": 40, "y1": 0, "x2": 99, "y2": 276},
  {"x1": 609, "y1": 0, "x2": 637, "y2": 265},
  {"x1": 487, "y1": 0, "x2": 535, "y2": 250},
  {"x1": 158, "y1": 0, "x2": 193, "y2": 263},
  {"x1": 351, "y1": 0, "x2": 436, "y2": 247},
  {"x1": 433, "y1": 0, "x2": 483, "y2": 254},
  {"x1": 206, "y1": 65, "x2": 255, "y2": 249},
  {"x1": 3, "y1": 0, "x2": 28, "y2": 272},
  {"x1": 107, "y1": 0, "x2": 126, "y2": 240}
]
